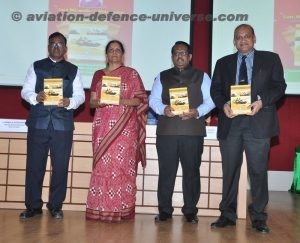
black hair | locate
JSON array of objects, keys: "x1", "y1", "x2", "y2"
[
  {"x1": 171, "y1": 41, "x2": 191, "y2": 54},
  {"x1": 234, "y1": 24, "x2": 255, "y2": 39},
  {"x1": 48, "y1": 32, "x2": 67, "y2": 45},
  {"x1": 105, "y1": 40, "x2": 125, "y2": 54}
]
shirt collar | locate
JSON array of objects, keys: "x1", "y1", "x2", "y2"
[
  {"x1": 173, "y1": 64, "x2": 192, "y2": 73},
  {"x1": 238, "y1": 49, "x2": 255, "y2": 59},
  {"x1": 48, "y1": 56, "x2": 65, "y2": 63}
]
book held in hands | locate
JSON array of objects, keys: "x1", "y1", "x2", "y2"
[
  {"x1": 169, "y1": 87, "x2": 189, "y2": 115},
  {"x1": 44, "y1": 78, "x2": 63, "y2": 106},
  {"x1": 100, "y1": 76, "x2": 121, "y2": 105},
  {"x1": 230, "y1": 84, "x2": 251, "y2": 115}
]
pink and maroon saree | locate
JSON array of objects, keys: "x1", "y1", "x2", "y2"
[{"x1": 86, "y1": 66, "x2": 148, "y2": 222}]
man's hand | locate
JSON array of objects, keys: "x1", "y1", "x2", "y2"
[
  {"x1": 164, "y1": 105, "x2": 175, "y2": 117},
  {"x1": 179, "y1": 108, "x2": 198, "y2": 120},
  {"x1": 58, "y1": 98, "x2": 70, "y2": 107},
  {"x1": 36, "y1": 91, "x2": 46, "y2": 103},
  {"x1": 223, "y1": 103, "x2": 237, "y2": 118},
  {"x1": 248, "y1": 100, "x2": 262, "y2": 116}
]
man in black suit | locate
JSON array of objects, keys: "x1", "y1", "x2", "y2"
[{"x1": 210, "y1": 24, "x2": 286, "y2": 233}]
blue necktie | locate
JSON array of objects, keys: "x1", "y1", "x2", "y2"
[{"x1": 239, "y1": 55, "x2": 248, "y2": 85}]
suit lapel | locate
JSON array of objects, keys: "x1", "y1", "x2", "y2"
[
  {"x1": 252, "y1": 51, "x2": 262, "y2": 84},
  {"x1": 227, "y1": 53, "x2": 238, "y2": 85}
]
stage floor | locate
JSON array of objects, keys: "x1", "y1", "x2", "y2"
[{"x1": 1, "y1": 191, "x2": 299, "y2": 243}]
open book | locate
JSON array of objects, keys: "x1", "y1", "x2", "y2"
[
  {"x1": 44, "y1": 78, "x2": 63, "y2": 106},
  {"x1": 100, "y1": 76, "x2": 121, "y2": 105},
  {"x1": 169, "y1": 87, "x2": 189, "y2": 115}
]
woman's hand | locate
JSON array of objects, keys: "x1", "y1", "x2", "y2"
[{"x1": 120, "y1": 98, "x2": 141, "y2": 106}]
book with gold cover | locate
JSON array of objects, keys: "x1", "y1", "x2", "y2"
[
  {"x1": 169, "y1": 87, "x2": 189, "y2": 115},
  {"x1": 44, "y1": 78, "x2": 63, "y2": 106},
  {"x1": 230, "y1": 84, "x2": 251, "y2": 115},
  {"x1": 100, "y1": 76, "x2": 121, "y2": 105}
]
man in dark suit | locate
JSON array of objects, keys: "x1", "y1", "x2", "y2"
[{"x1": 210, "y1": 24, "x2": 286, "y2": 233}]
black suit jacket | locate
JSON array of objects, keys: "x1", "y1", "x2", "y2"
[{"x1": 211, "y1": 50, "x2": 286, "y2": 139}]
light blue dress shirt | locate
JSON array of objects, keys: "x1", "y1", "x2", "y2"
[{"x1": 149, "y1": 71, "x2": 215, "y2": 117}]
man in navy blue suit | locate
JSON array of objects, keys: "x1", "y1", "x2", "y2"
[
  {"x1": 20, "y1": 32, "x2": 85, "y2": 219},
  {"x1": 210, "y1": 24, "x2": 286, "y2": 233}
]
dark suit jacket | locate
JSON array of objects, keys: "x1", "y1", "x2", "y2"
[{"x1": 211, "y1": 50, "x2": 286, "y2": 139}]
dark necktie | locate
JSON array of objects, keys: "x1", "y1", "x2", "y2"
[{"x1": 239, "y1": 55, "x2": 248, "y2": 85}]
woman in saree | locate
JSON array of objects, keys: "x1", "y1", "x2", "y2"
[{"x1": 86, "y1": 40, "x2": 148, "y2": 222}]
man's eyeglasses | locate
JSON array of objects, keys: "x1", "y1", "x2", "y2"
[
  {"x1": 235, "y1": 35, "x2": 253, "y2": 41},
  {"x1": 173, "y1": 51, "x2": 189, "y2": 57},
  {"x1": 49, "y1": 42, "x2": 65, "y2": 48}
]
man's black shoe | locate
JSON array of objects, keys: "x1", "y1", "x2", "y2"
[
  {"x1": 252, "y1": 220, "x2": 270, "y2": 233},
  {"x1": 154, "y1": 212, "x2": 172, "y2": 222},
  {"x1": 185, "y1": 214, "x2": 199, "y2": 224},
  {"x1": 211, "y1": 216, "x2": 236, "y2": 228},
  {"x1": 49, "y1": 208, "x2": 64, "y2": 219},
  {"x1": 19, "y1": 209, "x2": 43, "y2": 219}
]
